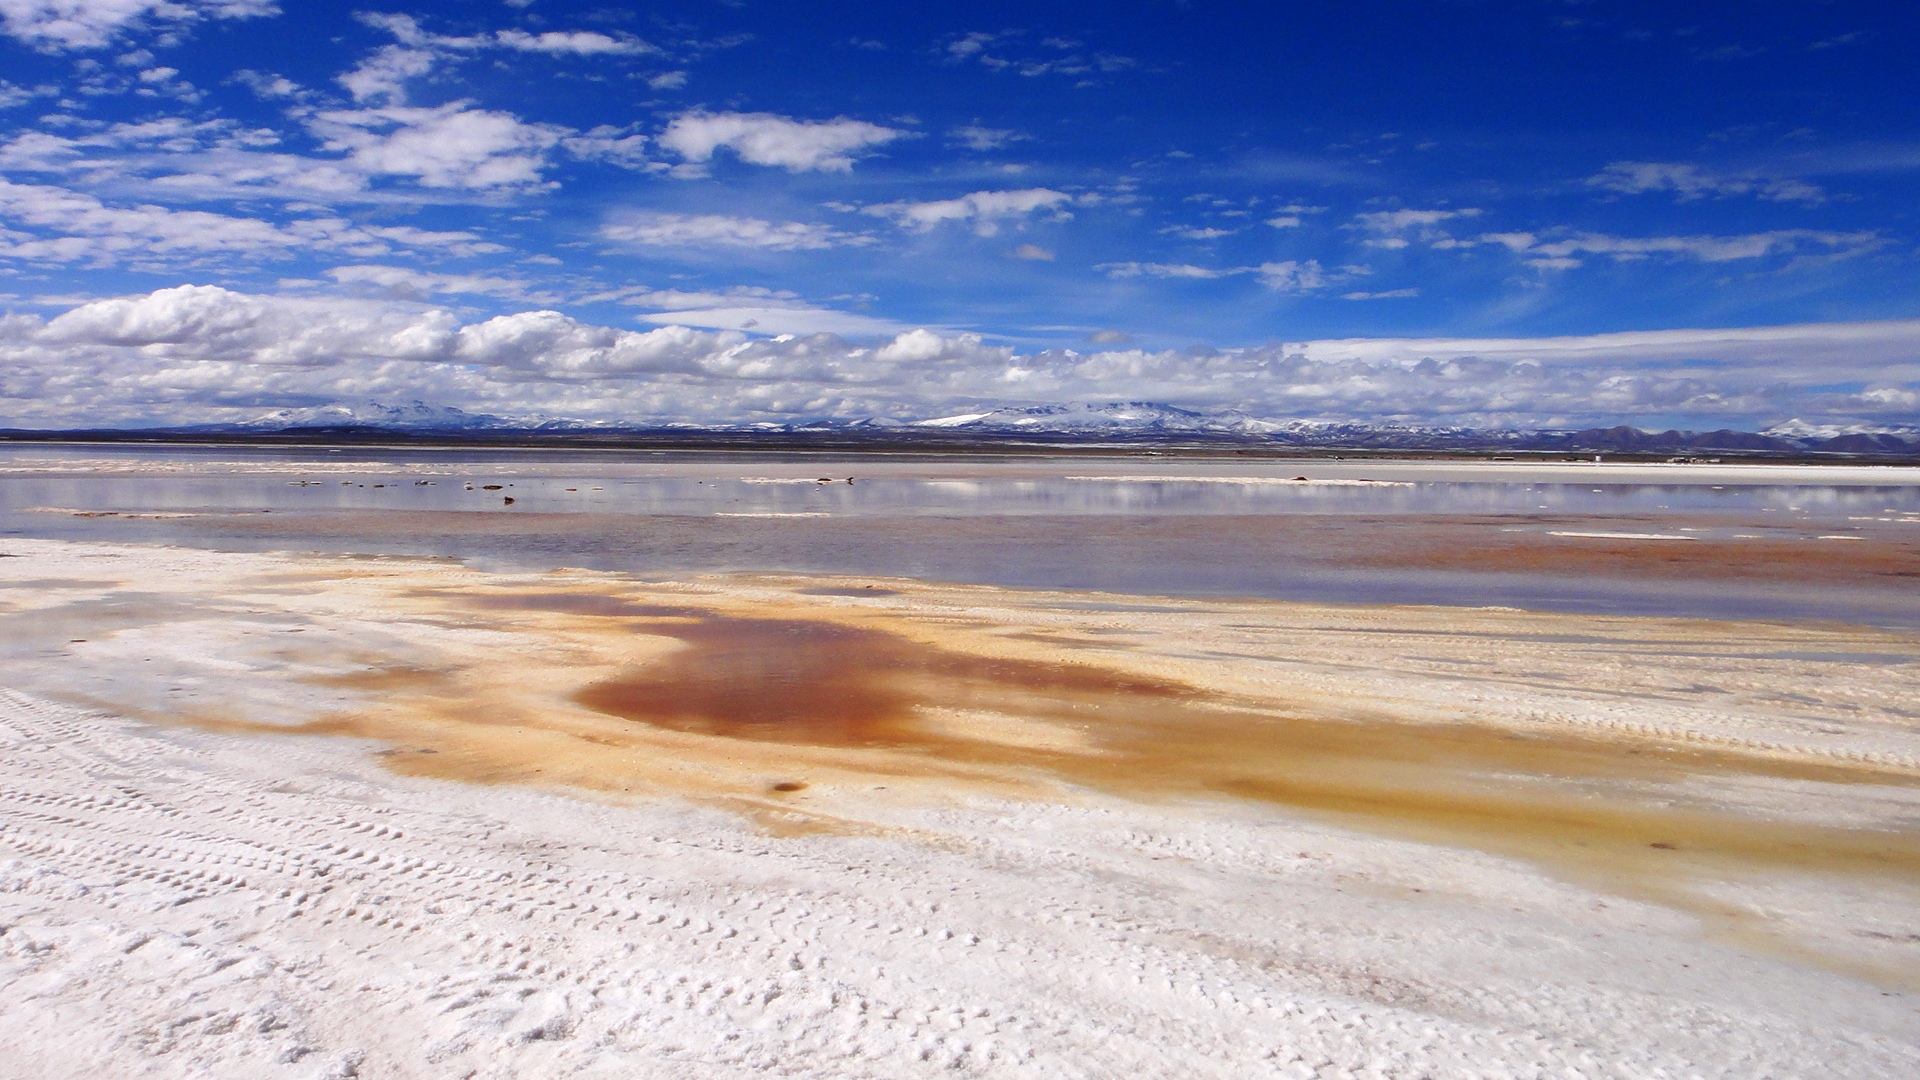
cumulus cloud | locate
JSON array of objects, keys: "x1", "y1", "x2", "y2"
[
  {"x1": 656, "y1": 111, "x2": 902, "y2": 173},
  {"x1": 3, "y1": 286, "x2": 1918, "y2": 429},
  {"x1": 0, "y1": 0, "x2": 275, "y2": 51},
  {"x1": 601, "y1": 212, "x2": 864, "y2": 251},
  {"x1": 863, "y1": 188, "x2": 1072, "y2": 235},
  {"x1": 306, "y1": 103, "x2": 564, "y2": 190},
  {"x1": 1588, "y1": 161, "x2": 1825, "y2": 204},
  {"x1": 1008, "y1": 243, "x2": 1054, "y2": 261}
]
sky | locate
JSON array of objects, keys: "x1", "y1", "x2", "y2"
[{"x1": 0, "y1": 0, "x2": 1917, "y2": 430}]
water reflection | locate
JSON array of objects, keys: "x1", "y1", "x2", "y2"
[{"x1": 4, "y1": 445, "x2": 1917, "y2": 625}]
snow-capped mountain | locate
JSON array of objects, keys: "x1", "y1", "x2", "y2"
[
  {"x1": 231, "y1": 400, "x2": 518, "y2": 431},
  {"x1": 42, "y1": 398, "x2": 1912, "y2": 457},
  {"x1": 911, "y1": 402, "x2": 1386, "y2": 437},
  {"x1": 914, "y1": 402, "x2": 1219, "y2": 431},
  {"x1": 1762, "y1": 418, "x2": 1920, "y2": 441}
]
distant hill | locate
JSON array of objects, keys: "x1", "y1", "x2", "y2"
[{"x1": 6, "y1": 400, "x2": 1918, "y2": 459}]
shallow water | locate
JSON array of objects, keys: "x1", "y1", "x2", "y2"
[{"x1": 4, "y1": 443, "x2": 1918, "y2": 624}]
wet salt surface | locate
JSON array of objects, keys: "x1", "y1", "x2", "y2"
[{"x1": 3, "y1": 443, "x2": 1918, "y2": 626}]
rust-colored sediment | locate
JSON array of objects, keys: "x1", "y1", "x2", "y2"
[
  {"x1": 44, "y1": 560, "x2": 1920, "y2": 990},
  {"x1": 258, "y1": 586, "x2": 1920, "y2": 893}
]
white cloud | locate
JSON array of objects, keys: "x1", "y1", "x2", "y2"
[
  {"x1": 871, "y1": 327, "x2": 1009, "y2": 364},
  {"x1": 0, "y1": 0, "x2": 275, "y2": 51},
  {"x1": 561, "y1": 125, "x2": 652, "y2": 170},
  {"x1": 338, "y1": 45, "x2": 437, "y2": 105},
  {"x1": 324, "y1": 265, "x2": 540, "y2": 302},
  {"x1": 358, "y1": 12, "x2": 655, "y2": 59},
  {"x1": 1160, "y1": 225, "x2": 1238, "y2": 240},
  {"x1": 657, "y1": 111, "x2": 902, "y2": 173},
  {"x1": 1355, "y1": 208, "x2": 1479, "y2": 231},
  {"x1": 1341, "y1": 288, "x2": 1420, "y2": 300},
  {"x1": 944, "y1": 31, "x2": 994, "y2": 60},
  {"x1": 5, "y1": 286, "x2": 1919, "y2": 429},
  {"x1": 0, "y1": 121, "x2": 370, "y2": 203},
  {"x1": 1008, "y1": 243, "x2": 1054, "y2": 261},
  {"x1": 1098, "y1": 261, "x2": 1241, "y2": 280},
  {"x1": 950, "y1": 125, "x2": 1025, "y2": 151},
  {"x1": 1352, "y1": 208, "x2": 1481, "y2": 248},
  {"x1": 1257, "y1": 260, "x2": 1327, "y2": 292},
  {"x1": 492, "y1": 28, "x2": 655, "y2": 56},
  {"x1": 637, "y1": 306, "x2": 914, "y2": 337},
  {"x1": 938, "y1": 30, "x2": 1134, "y2": 80},
  {"x1": 863, "y1": 188, "x2": 1072, "y2": 235},
  {"x1": 452, "y1": 310, "x2": 728, "y2": 376},
  {"x1": 230, "y1": 68, "x2": 298, "y2": 99},
  {"x1": 1588, "y1": 161, "x2": 1825, "y2": 204},
  {"x1": 0, "y1": 179, "x2": 501, "y2": 268},
  {"x1": 618, "y1": 286, "x2": 799, "y2": 310},
  {"x1": 613, "y1": 284, "x2": 912, "y2": 337},
  {"x1": 35, "y1": 284, "x2": 459, "y2": 365},
  {"x1": 1097, "y1": 259, "x2": 1334, "y2": 292},
  {"x1": 1, "y1": 79, "x2": 630, "y2": 203},
  {"x1": 1493, "y1": 229, "x2": 1879, "y2": 268},
  {"x1": 0, "y1": 79, "x2": 59, "y2": 108},
  {"x1": 335, "y1": 14, "x2": 661, "y2": 116},
  {"x1": 306, "y1": 104, "x2": 564, "y2": 190},
  {"x1": 601, "y1": 212, "x2": 863, "y2": 251},
  {"x1": 351, "y1": 225, "x2": 503, "y2": 257}
]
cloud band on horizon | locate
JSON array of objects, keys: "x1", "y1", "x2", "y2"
[{"x1": 2, "y1": 286, "x2": 1914, "y2": 431}]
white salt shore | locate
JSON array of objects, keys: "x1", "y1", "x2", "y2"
[{"x1": 1, "y1": 539, "x2": 1917, "y2": 1078}]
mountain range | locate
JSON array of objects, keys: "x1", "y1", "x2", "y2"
[{"x1": 9, "y1": 400, "x2": 1920, "y2": 459}]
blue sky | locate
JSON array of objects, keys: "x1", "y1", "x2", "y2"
[{"x1": 1, "y1": 0, "x2": 1917, "y2": 429}]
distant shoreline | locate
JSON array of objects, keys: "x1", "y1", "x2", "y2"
[{"x1": 5, "y1": 427, "x2": 1919, "y2": 465}]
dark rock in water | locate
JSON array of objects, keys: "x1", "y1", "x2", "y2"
[
  {"x1": 482, "y1": 484, "x2": 503, "y2": 490},
  {"x1": 503, "y1": 496, "x2": 515, "y2": 505}
]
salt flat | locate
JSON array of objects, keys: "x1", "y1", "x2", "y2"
[{"x1": 1, "y1": 538, "x2": 1917, "y2": 1077}]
